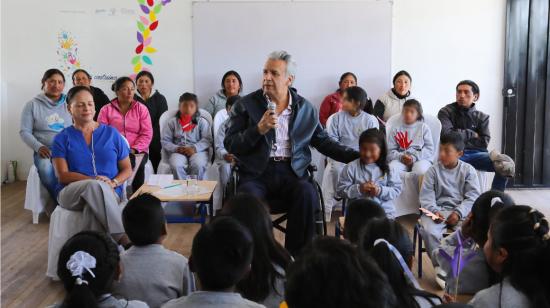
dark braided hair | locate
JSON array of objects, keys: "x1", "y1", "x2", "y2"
[
  {"x1": 489, "y1": 205, "x2": 550, "y2": 308},
  {"x1": 57, "y1": 231, "x2": 120, "y2": 308}
]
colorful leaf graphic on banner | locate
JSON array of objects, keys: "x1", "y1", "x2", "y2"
[
  {"x1": 130, "y1": 0, "x2": 172, "y2": 79},
  {"x1": 142, "y1": 55, "x2": 153, "y2": 65}
]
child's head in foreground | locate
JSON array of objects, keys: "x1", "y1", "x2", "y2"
[
  {"x1": 483, "y1": 205, "x2": 550, "y2": 307},
  {"x1": 189, "y1": 216, "x2": 254, "y2": 292},
  {"x1": 122, "y1": 193, "x2": 167, "y2": 246},
  {"x1": 343, "y1": 199, "x2": 386, "y2": 244},
  {"x1": 285, "y1": 236, "x2": 396, "y2": 308},
  {"x1": 462, "y1": 190, "x2": 515, "y2": 247},
  {"x1": 57, "y1": 231, "x2": 121, "y2": 308}
]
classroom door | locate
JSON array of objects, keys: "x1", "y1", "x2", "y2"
[{"x1": 502, "y1": 0, "x2": 550, "y2": 188}]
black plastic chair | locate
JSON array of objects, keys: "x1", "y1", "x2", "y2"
[
  {"x1": 224, "y1": 164, "x2": 327, "y2": 236},
  {"x1": 413, "y1": 217, "x2": 454, "y2": 278}
]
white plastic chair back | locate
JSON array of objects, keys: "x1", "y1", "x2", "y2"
[
  {"x1": 24, "y1": 165, "x2": 50, "y2": 224},
  {"x1": 47, "y1": 206, "x2": 86, "y2": 279},
  {"x1": 157, "y1": 110, "x2": 178, "y2": 174},
  {"x1": 213, "y1": 109, "x2": 229, "y2": 147},
  {"x1": 320, "y1": 113, "x2": 341, "y2": 221}
]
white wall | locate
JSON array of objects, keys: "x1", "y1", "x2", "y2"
[
  {"x1": 1, "y1": 0, "x2": 195, "y2": 181},
  {"x1": 392, "y1": 0, "x2": 506, "y2": 152},
  {"x1": 1, "y1": 0, "x2": 506, "y2": 181},
  {"x1": 192, "y1": 1, "x2": 392, "y2": 110}
]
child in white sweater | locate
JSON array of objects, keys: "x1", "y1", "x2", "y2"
[
  {"x1": 326, "y1": 86, "x2": 379, "y2": 214},
  {"x1": 337, "y1": 128, "x2": 402, "y2": 218},
  {"x1": 419, "y1": 132, "x2": 481, "y2": 259},
  {"x1": 387, "y1": 99, "x2": 434, "y2": 176}
]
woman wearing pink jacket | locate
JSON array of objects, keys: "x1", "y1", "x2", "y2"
[{"x1": 98, "y1": 77, "x2": 153, "y2": 191}]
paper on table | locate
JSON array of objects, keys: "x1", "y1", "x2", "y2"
[
  {"x1": 147, "y1": 174, "x2": 174, "y2": 187},
  {"x1": 154, "y1": 185, "x2": 210, "y2": 198}
]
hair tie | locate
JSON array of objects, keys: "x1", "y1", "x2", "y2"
[
  {"x1": 534, "y1": 222, "x2": 541, "y2": 230},
  {"x1": 529, "y1": 208, "x2": 537, "y2": 214},
  {"x1": 373, "y1": 239, "x2": 420, "y2": 289},
  {"x1": 66, "y1": 251, "x2": 96, "y2": 285},
  {"x1": 490, "y1": 197, "x2": 503, "y2": 207},
  {"x1": 75, "y1": 277, "x2": 89, "y2": 285}
]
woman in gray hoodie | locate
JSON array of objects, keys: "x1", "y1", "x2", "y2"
[
  {"x1": 19, "y1": 68, "x2": 72, "y2": 201},
  {"x1": 204, "y1": 70, "x2": 243, "y2": 118}
]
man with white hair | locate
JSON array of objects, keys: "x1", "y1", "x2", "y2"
[{"x1": 224, "y1": 51, "x2": 359, "y2": 255}]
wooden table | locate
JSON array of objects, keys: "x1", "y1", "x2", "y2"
[{"x1": 131, "y1": 180, "x2": 217, "y2": 225}]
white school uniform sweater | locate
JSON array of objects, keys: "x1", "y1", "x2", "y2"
[
  {"x1": 387, "y1": 120, "x2": 435, "y2": 162},
  {"x1": 260, "y1": 264, "x2": 285, "y2": 308},
  {"x1": 336, "y1": 159, "x2": 402, "y2": 217},
  {"x1": 161, "y1": 117, "x2": 212, "y2": 154},
  {"x1": 161, "y1": 291, "x2": 266, "y2": 308},
  {"x1": 327, "y1": 110, "x2": 379, "y2": 150},
  {"x1": 469, "y1": 278, "x2": 531, "y2": 308},
  {"x1": 112, "y1": 244, "x2": 195, "y2": 308},
  {"x1": 48, "y1": 295, "x2": 148, "y2": 308},
  {"x1": 420, "y1": 160, "x2": 481, "y2": 218}
]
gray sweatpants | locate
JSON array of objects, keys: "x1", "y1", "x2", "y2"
[
  {"x1": 419, "y1": 209, "x2": 455, "y2": 266},
  {"x1": 58, "y1": 180, "x2": 125, "y2": 236},
  {"x1": 169, "y1": 152, "x2": 209, "y2": 180}
]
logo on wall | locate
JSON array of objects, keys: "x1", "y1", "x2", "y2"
[
  {"x1": 57, "y1": 30, "x2": 81, "y2": 74},
  {"x1": 55, "y1": 0, "x2": 173, "y2": 80},
  {"x1": 130, "y1": 0, "x2": 173, "y2": 79}
]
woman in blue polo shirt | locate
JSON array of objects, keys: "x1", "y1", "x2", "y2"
[{"x1": 52, "y1": 85, "x2": 132, "y2": 246}]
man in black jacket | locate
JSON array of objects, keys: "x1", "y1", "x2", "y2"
[
  {"x1": 438, "y1": 80, "x2": 508, "y2": 191},
  {"x1": 224, "y1": 51, "x2": 359, "y2": 255}
]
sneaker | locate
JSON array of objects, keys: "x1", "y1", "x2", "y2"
[{"x1": 489, "y1": 150, "x2": 515, "y2": 177}]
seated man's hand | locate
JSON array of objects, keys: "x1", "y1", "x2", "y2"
[
  {"x1": 446, "y1": 212, "x2": 460, "y2": 226},
  {"x1": 257, "y1": 110, "x2": 278, "y2": 135},
  {"x1": 224, "y1": 153, "x2": 235, "y2": 163},
  {"x1": 176, "y1": 147, "x2": 186, "y2": 154}
]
